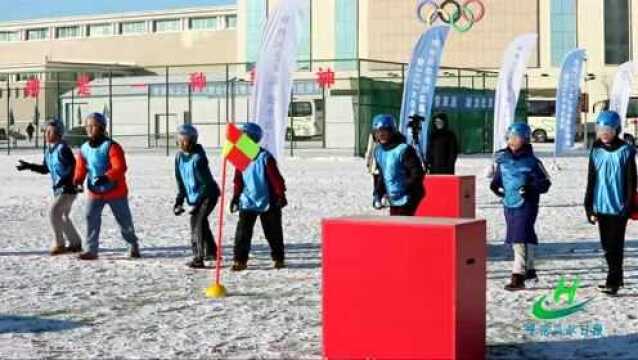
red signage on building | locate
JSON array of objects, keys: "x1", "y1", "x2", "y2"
[
  {"x1": 316, "y1": 68, "x2": 335, "y2": 89},
  {"x1": 77, "y1": 74, "x2": 91, "y2": 97}
]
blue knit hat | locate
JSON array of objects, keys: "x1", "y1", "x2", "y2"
[{"x1": 87, "y1": 112, "x2": 107, "y2": 128}]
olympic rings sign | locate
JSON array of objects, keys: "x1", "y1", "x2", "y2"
[{"x1": 417, "y1": 0, "x2": 485, "y2": 33}]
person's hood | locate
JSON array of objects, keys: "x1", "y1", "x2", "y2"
[{"x1": 432, "y1": 113, "x2": 449, "y2": 132}]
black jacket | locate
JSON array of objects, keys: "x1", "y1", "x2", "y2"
[{"x1": 427, "y1": 115, "x2": 458, "y2": 174}]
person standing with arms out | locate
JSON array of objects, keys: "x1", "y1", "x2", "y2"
[
  {"x1": 585, "y1": 111, "x2": 637, "y2": 296},
  {"x1": 16, "y1": 119, "x2": 82, "y2": 255},
  {"x1": 229, "y1": 122, "x2": 288, "y2": 271},
  {"x1": 74, "y1": 112, "x2": 141, "y2": 260},
  {"x1": 173, "y1": 124, "x2": 221, "y2": 269},
  {"x1": 490, "y1": 122, "x2": 551, "y2": 291},
  {"x1": 372, "y1": 114, "x2": 425, "y2": 216},
  {"x1": 427, "y1": 113, "x2": 458, "y2": 174}
]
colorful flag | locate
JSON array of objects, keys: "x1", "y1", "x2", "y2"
[{"x1": 222, "y1": 123, "x2": 260, "y2": 171}]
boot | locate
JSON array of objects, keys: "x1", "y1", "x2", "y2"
[
  {"x1": 599, "y1": 286, "x2": 619, "y2": 296},
  {"x1": 525, "y1": 269, "x2": 538, "y2": 282},
  {"x1": 129, "y1": 243, "x2": 141, "y2": 259},
  {"x1": 504, "y1": 274, "x2": 526, "y2": 291},
  {"x1": 78, "y1": 252, "x2": 98, "y2": 260},
  {"x1": 65, "y1": 244, "x2": 83, "y2": 253},
  {"x1": 49, "y1": 245, "x2": 67, "y2": 256},
  {"x1": 186, "y1": 258, "x2": 206, "y2": 269},
  {"x1": 274, "y1": 260, "x2": 286, "y2": 269},
  {"x1": 231, "y1": 261, "x2": 247, "y2": 272}
]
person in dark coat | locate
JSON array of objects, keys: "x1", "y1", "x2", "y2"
[
  {"x1": 26, "y1": 123, "x2": 35, "y2": 143},
  {"x1": 427, "y1": 113, "x2": 458, "y2": 174},
  {"x1": 229, "y1": 122, "x2": 288, "y2": 272},
  {"x1": 584, "y1": 111, "x2": 637, "y2": 296},
  {"x1": 372, "y1": 114, "x2": 425, "y2": 216},
  {"x1": 490, "y1": 122, "x2": 551, "y2": 291},
  {"x1": 173, "y1": 124, "x2": 221, "y2": 269}
]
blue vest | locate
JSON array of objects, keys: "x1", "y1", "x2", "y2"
[
  {"x1": 81, "y1": 140, "x2": 115, "y2": 194},
  {"x1": 240, "y1": 150, "x2": 271, "y2": 213},
  {"x1": 374, "y1": 143, "x2": 409, "y2": 207},
  {"x1": 45, "y1": 142, "x2": 72, "y2": 194},
  {"x1": 497, "y1": 151, "x2": 539, "y2": 209},
  {"x1": 177, "y1": 151, "x2": 207, "y2": 205},
  {"x1": 592, "y1": 144, "x2": 635, "y2": 215}
]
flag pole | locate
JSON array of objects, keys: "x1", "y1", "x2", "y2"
[{"x1": 206, "y1": 129, "x2": 229, "y2": 299}]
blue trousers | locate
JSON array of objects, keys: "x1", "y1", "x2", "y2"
[{"x1": 85, "y1": 197, "x2": 139, "y2": 254}]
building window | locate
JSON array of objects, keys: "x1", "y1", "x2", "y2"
[
  {"x1": 0, "y1": 31, "x2": 19, "y2": 42},
  {"x1": 120, "y1": 21, "x2": 146, "y2": 35},
  {"x1": 550, "y1": 0, "x2": 577, "y2": 67},
  {"x1": 190, "y1": 17, "x2": 219, "y2": 30},
  {"x1": 297, "y1": 0, "x2": 311, "y2": 69},
  {"x1": 225, "y1": 15, "x2": 237, "y2": 29},
  {"x1": 26, "y1": 28, "x2": 49, "y2": 41},
  {"x1": 604, "y1": 0, "x2": 631, "y2": 65},
  {"x1": 88, "y1": 23, "x2": 113, "y2": 37},
  {"x1": 56, "y1": 26, "x2": 80, "y2": 39},
  {"x1": 335, "y1": 0, "x2": 358, "y2": 70},
  {"x1": 154, "y1": 19, "x2": 181, "y2": 33}
]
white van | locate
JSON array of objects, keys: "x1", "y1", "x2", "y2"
[
  {"x1": 287, "y1": 99, "x2": 324, "y2": 139},
  {"x1": 527, "y1": 98, "x2": 556, "y2": 143}
]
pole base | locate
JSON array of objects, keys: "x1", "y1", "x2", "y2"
[{"x1": 205, "y1": 283, "x2": 227, "y2": 299}]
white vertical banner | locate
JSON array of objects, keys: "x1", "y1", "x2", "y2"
[
  {"x1": 609, "y1": 61, "x2": 636, "y2": 132},
  {"x1": 492, "y1": 33, "x2": 538, "y2": 152},
  {"x1": 251, "y1": 0, "x2": 302, "y2": 160}
]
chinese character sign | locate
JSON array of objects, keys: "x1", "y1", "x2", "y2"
[
  {"x1": 555, "y1": 49, "x2": 586, "y2": 155},
  {"x1": 25, "y1": 78, "x2": 40, "y2": 98},
  {"x1": 399, "y1": 24, "x2": 450, "y2": 160},
  {"x1": 189, "y1": 72, "x2": 207, "y2": 92},
  {"x1": 316, "y1": 68, "x2": 335, "y2": 89}
]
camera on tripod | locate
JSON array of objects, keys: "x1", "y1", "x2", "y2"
[{"x1": 407, "y1": 114, "x2": 426, "y2": 145}]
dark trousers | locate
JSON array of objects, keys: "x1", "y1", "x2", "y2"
[
  {"x1": 234, "y1": 207, "x2": 284, "y2": 263},
  {"x1": 190, "y1": 197, "x2": 217, "y2": 261},
  {"x1": 597, "y1": 214, "x2": 628, "y2": 287}
]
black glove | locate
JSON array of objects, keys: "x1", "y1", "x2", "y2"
[
  {"x1": 586, "y1": 211, "x2": 597, "y2": 225},
  {"x1": 16, "y1": 160, "x2": 32, "y2": 171},
  {"x1": 189, "y1": 200, "x2": 203, "y2": 215},
  {"x1": 229, "y1": 197, "x2": 240, "y2": 214},
  {"x1": 373, "y1": 196, "x2": 384, "y2": 210},
  {"x1": 519, "y1": 184, "x2": 532, "y2": 195},
  {"x1": 94, "y1": 175, "x2": 110, "y2": 186},
  {"x1": 173, "y1": 203, "x2": 185, "y2": 216},
  {"x1": 276, "y1": 197, "x2": 288, "y2": 209}
]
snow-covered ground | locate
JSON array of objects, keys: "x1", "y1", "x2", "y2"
[{"x1": 1, "y1": 144, "x2": 638, "y2": 359}]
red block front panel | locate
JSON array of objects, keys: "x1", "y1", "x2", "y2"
[
  {"x1": 322, "y1": 216, "x2": 486, "y2": 360},
  {"x1": 416, "y1": 176, "x2": 476, "y2": 218}
]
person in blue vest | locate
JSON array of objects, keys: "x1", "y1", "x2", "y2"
[
  {"x1": 229, "y1": 122, "x2": 287, "y2": 271},
  {"x1": 173, "y1": 124, "x2": 221, "y2": 269},
  {"x1": 490, "y1": 122, "x2": 551, "y2": 291},
  {"x1": 371, "y1": 114, "x2": 425, "y2": 216},
  {"x1": 584, "y1": 111, "x2": 637, "y2": 296},
  {"x1": 74, "y1": 112, "x2": 141, "y2": 260},
  {"x1": 16, "y1": 119, "x2": 82, "y2": 255}
]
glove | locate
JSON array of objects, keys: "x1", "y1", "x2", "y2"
[
  {"x1": 173, "y1": 203, "x2": 185, "y2": 216},
  {"x1": 229, "y1": 197, "x2": 240, "y2": 214},
  {"x1": 519, "y1": 184, "x2": 531, "y2": 195},
  {"x1": 275, "y1": 197, "x2": 288, "y2": 209},
  {"x1": 189, "y1": 201, "x2": 202, "y2": 215},
  {"x1": 587, "y1": 212, "x2": 597, "y2": 225},
  {"x1": 75, "y1": 184, "x2": 84, "y2": 193},
  {"x1": 16, "y1": 160, "x2": 31, "y2": 171},
  {"x1": 94, "y1": 175, "x2": 110, "y2": 186},
  {"x1": 373, "y1": 196, "x2": 384, "y2": 210}
]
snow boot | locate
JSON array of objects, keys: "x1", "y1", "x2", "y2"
[
  {"x1": 49, "y1": 245, "x2": 67, "y2": 256},
  {"x1": 504, "y1": 274, "x2": 526, "y2": 291},
  {"x1": 274, "y1": 260, "x2": 286, "y2": 269},
  {"x1": 78, "y1": 252, "x2": 98, "y2": 261},
  {"x1": 599, "y1": 286, "x2": 619, "y2": 296},
  {"x1": 65, "y1": 244, "x2": 82, "y2": 253},
  {"x1": 129, "y1": 243, "x2": 141, "y2": 259},
  {"x1": 186, "y1": 258, "x2": 206, "y2": 269},
  {"x1": 525, "y1": 269, "x2": 538, "y2": 282},
  {"x1": 231, "y1": 261, "x2": 247, "y2": 272}
]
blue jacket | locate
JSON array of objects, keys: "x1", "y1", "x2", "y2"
[
  {"x1": 29, "y1": 141, "x2": 76, "y2": 195},
  {"x1": 585, "y1": 138, "x2": 637, "y2": 217},
  {"x1": 373, "y1": 133, "x2": 425, "y2": 207},
  {"x1": 490, "y1": 144, "x2": 551, "y2": 209},
  {"x1": 175, "y1": 144, "x2": 220, "y2": 206}
]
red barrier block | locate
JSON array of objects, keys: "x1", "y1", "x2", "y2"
[
  {"x1": 416, "y1": 175, "x2": 476, "y2": 218},
  {"x1": 323, "y1": 216, "x2": 486, "y2": 360}
]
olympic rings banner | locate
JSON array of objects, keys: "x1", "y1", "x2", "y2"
[
  {"x1": 493, "y1": 33, "x2": 537, "y2": 152},
  {"x1": 417, "y1": 0, "x2": 485, "y2": 33},
  {"x1": 555, "y1": 48, "x2": 586, "y2": 156},
  {"x1": 399, "y1": 24, "x2": 450, "y2": 160},
  {"x1": 610, "y1": 61, "x2": 636, "y2": 135}
]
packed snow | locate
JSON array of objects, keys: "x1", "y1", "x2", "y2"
[{"x1": 1, "y1": 144, "x2": 638, "y2": 359}]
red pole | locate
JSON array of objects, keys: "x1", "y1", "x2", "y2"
[{"x1": 215, "y1": 157, "x2": 228, "y2": 285}]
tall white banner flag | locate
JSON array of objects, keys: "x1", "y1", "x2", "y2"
[
  {"x1": 493, "y1": 33, "x2": 538, "y2": 152},
  {"x1": 251, "y1": 0, "x2": 302, "y2": 160},
  {"x1": 609, "y1": 61, "x2": 636, "y2": 132}
]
